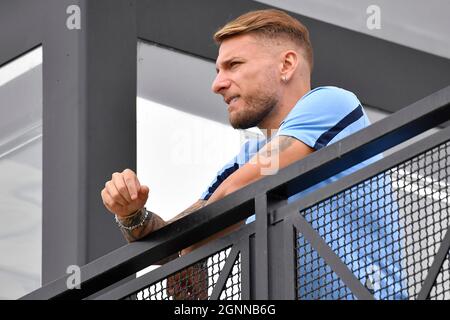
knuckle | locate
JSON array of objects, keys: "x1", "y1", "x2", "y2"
[
  {"x1": 123, "y1": 168, "x2": 134, "y2": 175},
  {"x1": 107, "y1": 188, "x2": 116, "y2": 198},
  {"x1": 111, "y1": 193, "x2": 122, "y2": 202},
  {"x1": 112, "y1": 172, "x2": 121, "y2": 179},
  {"x1": 106, "y1": 180, "x2": 115, "y2": 189},
  {"x1": 124, "y1": 178, "x2": 134, "y2": 186},
  {"x1": 103, "y1": 198, "x2": 111, "y2": 207}
]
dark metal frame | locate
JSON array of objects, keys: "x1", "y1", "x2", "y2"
[{"x1": 22, "y1": 85, "x2": 450, "y2": 299}]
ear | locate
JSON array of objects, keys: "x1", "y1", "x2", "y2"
[{"x1": 280, "y1": 50, "x2": 299, "y2": 82}]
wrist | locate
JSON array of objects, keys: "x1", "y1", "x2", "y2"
[
  {"x1": 115, "y1": 207, "x2": 151, "y2": 231},
  {"x1": 116, "y1": 207, "x2": 143, "y2": 222}
]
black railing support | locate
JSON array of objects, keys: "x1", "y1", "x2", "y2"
[{"x1": 254, "y1": 193, "x2": 269, "y2": 299}]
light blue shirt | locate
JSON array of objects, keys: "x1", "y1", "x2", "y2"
[
  {"x1": 200, "y1": 86, "x2": 407, "y2": 299},
  {"x1": 201, "y1": 87, "x2": 379, "y2": 204}
]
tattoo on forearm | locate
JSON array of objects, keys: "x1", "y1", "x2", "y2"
[
  {"x1": 278, "y1": 136, "x2": 295, "y2": 151},
  {"x1": 119, "y1": 200, "x2": 207, "y2": 243},
  {"x1": 120, "y1": 211, "x2": 167, "y2": 243},
  {"x1": 260, "y1": 136, "x2": 294, "y2": 158}
]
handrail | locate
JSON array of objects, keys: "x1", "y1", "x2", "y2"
[{"x1": 22, "y1": 85, "x2": 450, "y2": 300}]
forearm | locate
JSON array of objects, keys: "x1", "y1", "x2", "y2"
[
  {"x1": 118, "y1": 210, "x2": 168, "y2": 243},
  {"x1": 119, "y1": 199, "x2": 208, "y2": 243},
  {"x1": 181, "y1": 184, "x2": 243, "y2": 255},
  {"x1": 118, "y1": 211, "x2": 179, "y2": 265}
]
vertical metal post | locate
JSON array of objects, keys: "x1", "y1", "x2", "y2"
[
  {"x1": 254, "y1": 193, "x2": 269, "y2": 299},
  {"x1": 240, "y1": 236, "x2": 251, "y2": 300},
  {"x1": 266, "y1": 218, "x2": 288, "y2": 299},
  {"x1": 42, "y1": 0, "x2": 137, "y2": 283},
  {"x1": 283, "y1": 218, "x2": 296, "y2": 299}
]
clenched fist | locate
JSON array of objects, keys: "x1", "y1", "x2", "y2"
[{"x1": 101, "y1": 169, "x2": 149, "y2": 218}]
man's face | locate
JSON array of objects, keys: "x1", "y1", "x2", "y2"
[{"x1": 212, "y1": 34, "x2": 281, "y2": 129}]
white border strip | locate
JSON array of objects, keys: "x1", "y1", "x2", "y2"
[{"x1": 0, "y1": 47, "x2": 42, "y2": 87}]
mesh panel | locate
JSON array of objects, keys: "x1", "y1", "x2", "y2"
[
  {"x1": 125, "y1": 247, "x2": 232, "y2": 300},
  {"x1": 295, "y1": 141, "x2": 450, "y2": 300},
  {"x1": 219, "y1": 253, "x2": 241, "y2": 300},
  {"x1": 296, "y1": 234, "x2": 355, "y2": 300},
  {"x1": 429, "y1": 250, "x2": 450, "y2": 300}
]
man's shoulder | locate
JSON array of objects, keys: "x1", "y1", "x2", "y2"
[
  {"x1": 300, "y1": 86, "x2": 360, "y2": 109},
  {"x1": 284, "y1": 86, "x2": 362, "y2": 123}
]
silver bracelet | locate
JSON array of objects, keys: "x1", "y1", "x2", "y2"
[{"x1": 115, "y1": 207, "x2": 150, "y2": 231}]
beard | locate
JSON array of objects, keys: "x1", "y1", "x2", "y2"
[{"x1": 228, "y1": 91, "x2": 278, "y2": 129}]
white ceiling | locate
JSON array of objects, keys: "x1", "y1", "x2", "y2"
[{"x1": 257, "y1": 0, "x2": 450, "y2": 59}]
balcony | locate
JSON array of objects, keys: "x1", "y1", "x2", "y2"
[{"x1": 23, "y1": 86, "x2": 450, "y2": 300}]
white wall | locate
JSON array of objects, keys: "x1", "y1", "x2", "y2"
[
  {"x1": 0, "y1": 47, "x2": 42, "y2": 299},
  {"x1": 137, "y1": 97, "x2": 255, "y2": 221}
]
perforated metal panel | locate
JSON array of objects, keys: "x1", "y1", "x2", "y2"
[
  {"x1": 295, "y1": 141, "x2": 450, "y2": 300},
  {"x1": 219, "y1": 254, "x2": 241, "y2": 300},
  {"x1": 124, "y1": 247, "x2": 243, "y2": 300}
]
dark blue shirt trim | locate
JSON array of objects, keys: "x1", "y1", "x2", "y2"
[
  {"x1": 202, "y1": 163, "x2": 239, "y2": 200},
  {"x1": 313, "y1": 104, "x2": 364, "y2": 150}
]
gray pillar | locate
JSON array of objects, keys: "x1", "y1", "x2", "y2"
[
  {"x1": 42, "y1": 0, "x2": 137, "y2": 284},
  {"x1": 0, "y1": 0, "x2": 43, "y2": 67}
]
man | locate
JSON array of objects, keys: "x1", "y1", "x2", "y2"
[{"x1": 101, "y1": 9, "x2": 405, "y2": 299}]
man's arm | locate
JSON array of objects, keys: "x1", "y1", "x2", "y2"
[
  {"x1": 118, "y1": 199, "x2": 208, "y2": 243},
  {"x1": 181, "y1": 135, "x2": 314, "y2": 254},
  {"x1": 205, "y1": 135, "x2": 312, "y2": 203},
  {"x1": 101, "y1": 168, "x2": 209, "y2": 243}
]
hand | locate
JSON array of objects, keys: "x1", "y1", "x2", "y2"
[{"x1": 101, "y1": 169, "x2": 149, "y2": 218}]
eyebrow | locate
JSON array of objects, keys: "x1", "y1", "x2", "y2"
[{"x1": 215, "y1": 57, "x2": 243, "y2": 73}]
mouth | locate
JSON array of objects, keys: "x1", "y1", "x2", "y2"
[{"x1": 225, "y1": 95, "x2": 240, "y2": 109}]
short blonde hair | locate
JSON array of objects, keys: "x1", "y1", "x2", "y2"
[{"x1": 214, "y1": 9, "x2": 314, "y2": 70}]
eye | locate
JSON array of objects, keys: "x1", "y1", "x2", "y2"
[{"x1": 230, "y1": 61, "x2": 241, "y2": 69}]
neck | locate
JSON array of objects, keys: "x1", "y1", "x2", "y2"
[{"x1": 258, "y1": 82, "x2": 311, "y2": 140}]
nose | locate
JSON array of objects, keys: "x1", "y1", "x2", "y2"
[{"x1": 211, "y1": 72, "x2": 231, "y2": 94}]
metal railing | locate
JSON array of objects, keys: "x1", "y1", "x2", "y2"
[{"x1": 22, "y1": 86, "x2": 450, "y2": 300}]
